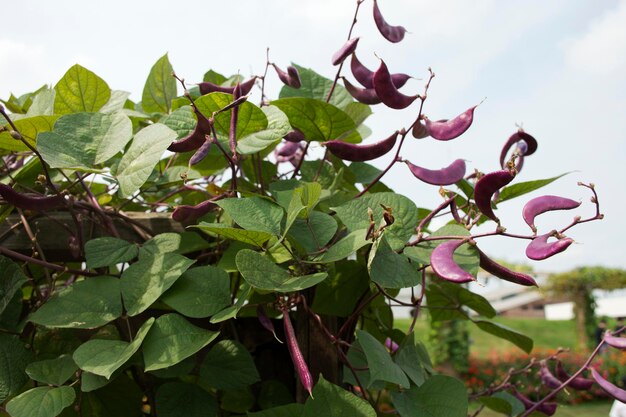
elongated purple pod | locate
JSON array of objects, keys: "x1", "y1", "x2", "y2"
[
  {"x1": 554, "y1": 361, "x2": 594, "y2": 390},
  {"x1": 350, "y1": 53, "x2": 410, "y2": 89},
  {"x1": 324, "y1": 131, "x2": 398, "y2": 162},
  {"x1": 477, "y1": 248, "x2": 537, "y2": 286},
  {"x1": 405, "y1": 158, "x2": 466, "y2": 186},
  {"x1": 604, "y1": 334, "x2": 626, "y2": 349},
  {"x1": 430, "y1": 239, "x2": 475, "y2": 283},
  {"x1": 332, "y1": 37, "x2": 360, "y2": 66},
  {"x1": 411, "y1": 120, "x2": 428, "y2": 139},
  {"x1": 512, "y1": 390, "x2": 557, "y2": 416},
  {"x1": 342, "y1": 77, "x2": 382, "y2": 105},
  {"x1": 373, "y1": 0, "x2": 407, "y2": 43},
  {"x1": 189, "y1": 138, "x2": 212, "y2": 166},
  {"x1": 474, "y1": 169, "x2": 516, "y2": 223},
  {"x1": 0, "y1": 184, "x2": 66, "y2": 211},
  {"x1": 229, "y1": 83, "x2": 241, "y2": 155},
  {"x1": 168, "y1": 108, "x2": 212, "y2": 153},
  {"x1": 424, "y1": 105, "x2": 478, "y2": 141},
  {"x1": 373, "y1": 60, "x2": 419, "y2": 109},
  {"x1": 591, "y1": 368, "x2": 626, "y2": 402},
  {"x1": 257, "y1": 305, "x2": 282, "y2": 343},
  {"x1": 500, "y1": 129, "x2": 538, "y2": 169},
  {"x1": 283, "y1": 310, "x2": 314, "y2": 398},
  {"x1": 272, "y1": 64, "x2": 301, "y2": 89},
  {"x1": 526, "y1": 231, "x2": 574, "y2": 261},
  {"x1": 539, "y1": 360, "x2": 562, "y2": 389},
  {"x1": 172, "y1": 199, "x2": 218, "y2": 224},
  {"x1": 275, "y1": 141, "x2": 302, "y2": 160},
  {"x1": 522, "y1": 195, "x2": 581, "y2": 233},
  {"x1": 283, "y1": 129, "x2": 305, "y2": 143},
  {"x1": 198, "y1": 76, "x2": 256, "y2": 96}
]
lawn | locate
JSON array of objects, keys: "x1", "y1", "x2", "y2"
[
  {"x1": 471, "y1": 401, "x2": 612, "y2": 417},
  {"x1": 395, "y1": 317, "x2": 579, "y2": 357}
]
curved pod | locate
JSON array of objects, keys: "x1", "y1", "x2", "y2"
[
  {"x1": 405, "y1": 158, "x2": 466, "y2": 186},
  {"x1": 500, "y1": 129, "x2": 538, "y2": 169},
  {"x1": 477, "y1": 248, "x2": 537, "y2": 286},
  {"x1": 350, "y1": 53, "x2": 410, "y2": 89},
  {"x1": 0, "y1": 184, "x2": 66, "y2": 211},
  {"x1": 474, "y1": 169, "x2": 516, "y2": 223},
  {"x1": 324, "y1": 131, "x2": 398, "y2": 162},
  {"x1": 554, "y1": 361, "x2": 594, "y2": 390},
  {"x1": 342, "y1": 78, "x2": 382, "y2": 105},
  {"x1": 590, "y1": 368, "x2": 626, "y2": 403},
  {"x1": 373, "y1": 60, "x2": 419, "y2": 109},
  {"x1": 424, "y1": 105, "x2": 478, "y2": 141},
  {"x1": 430, "y1": 239, "x2": 475, "y2": 283},
  {"x1": 198, "y1": 76, "x2": 257, "y2": 96},
  {"x1": 332, "y1": 38, "x2": 360, "y2": 66},
  {"x1": 168, "y1": 108, "x2": 212, "y2": 153},
  {"x1": 525, "y1": 231, "x2": 574, "y2": 260},
  {"x1": 522, "y1": 195, "x2": 581, "y2": 233},
  {"x1": 373, "y1": 0, "x2": 407, "y2": 43}
]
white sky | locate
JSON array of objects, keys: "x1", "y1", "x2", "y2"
[{"x1": 1, "y1": 0, "x2": 625, "y2": 273}]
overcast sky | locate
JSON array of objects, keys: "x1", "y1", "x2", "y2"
[{"x1": 1, "y1": 0, "x2": 625, "y2": 274}]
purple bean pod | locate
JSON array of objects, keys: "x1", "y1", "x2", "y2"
[
  {"x1": 189, "y1": 138, "x2": 213, "y2": 166},
  {"x1": 539, "y1": 360, "x2": 562, "y2": 389},
  {"x1": 272, "y1": 64, "x2": 301, "y2": 89},
  {"x1": 525, "y1": 231, "x2": 574, "y2": 261},
  {"x1": 0, "y1": 184, "x2": 66, "y2": 211},
  {"x1": 373, "y1": 0, "x2": 407, "y2": 43},
  {"x1": 331, "y1": 37, "x2": 360, "y2": 66},
  {"x1": 477, "y1": 247, "x2": 537, "y2": 286},
  {"x1": 168, "y1": 108, "x2": 212, "y2": 153},
  {"x1": 283, "y1": 310, "x2": 314, "y2": 398},
  {"x1": 554, "y1": 361, "x2": 594, "y2": 390},
  {"x1": 604, "y1": 334, "x2": 626, "y2": 349},
  {"x1": 373, "y1": 60, "x2": 419, "y2": 109},
  {"x1": 323, "y1": 131, "x2": 398, "y2": 162},
  {"x1": 404, "y1": 158, "x2": 466, "y2": 186},
  {"x1": 512, "y1": 390, "x2": 557, "y2": 416},
  {"x1": 499, "y1": 129, "x2": 538, "y2": 169},
  {"x1": 522, "y1": 195, "x2": 581, "y2": 233},
  {"x1": 275, "y1": 141, "x2": 304, "y2": 167},
  {"x1": 197, "y1": 76, "x2": 257, "y2": 96},
  {"x1": 590, "y1": 367, "x2": 626, "y2": 403},
  {"x1": 229, "y1": 83, "x2": 241, "y2": 155},
  {"x1": 172, "y1": 199, "x2": 218, "y2": 224},
  {"x1": 342, "y1": 77, "x2": 382, "y2": 105},
  {"x1": 411, "y1": 120, "x2": 428, "y2": 139},
  {"x1": 350, "y1": 53, "x2": 410, "y2": 89},
  {"x1": 257, "y1": 305, "x2": 282, "y2": 343},
  {"x1": 473, "y1": 169, "x2": 516, "y2": 223},
  {"x1": 430, "y1": 239, "x2": 475, "y2": 283},
  {"x1": 283, "y1": 129, "x2": 305, "y2": 143},
  {"x1": 423, "y1": 105, "x2": 478, "y2": 141}
]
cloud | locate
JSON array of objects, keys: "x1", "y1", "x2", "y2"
[{"x1": 564, "y1": 0, "x2": 626, "y2": 74}]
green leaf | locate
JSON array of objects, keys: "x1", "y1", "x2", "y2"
[
  {"x1": 26, "y1": 88, "x2": 55, "y2": 116},
  {"x1": 497, "y1": 173, "x2": 570, "y2": 202},
  {"x1": 312, "y1": 261, "x2": 369, "y2": 317},
  {"x1": 236, "y1": 249, "x2": 327, "y2": 292},
  {"x1": 116, "y1": 123, "x2": 178, "y2": 197},
  {"x1": 0, "y1": 334, "x2": 33, "y2": 403},
  {"x1": 478, "y1": 392, "x2": 525, "y2": 417},
  {"x1": 193, "y1": 223, "x2": 274, "y2": 247},
  {"x1": 142, "y1": 313, "x2": 219, "y2": 371},
  {"x1": 85, "y1": 237, "x2": 138, "y2": 269},
  {"x1": 394, "y1": 332, "x2": 427, "y2": 386},
  {"x1": 160, "y1": 105, "x2": 196, "y2": 139},
  {"x1": 199, "y1": 340, "x2": 260, "y2": 390},
  {"x1": 302, "y1": 375, "x2": 376, "y2": 417},
  {"x1": 342, "y1": 102, "x2": 372, "y2": 126},
  {"x1": 6, "y1": 386, "x2": 76, "y2": 417},
  {"x1": 472, "y1": 319, "x2": 533, "y2": 353},
  {"x1": 0, "y1": 115, "x2": 58, "y2": 151},
  {"x1": 355, "y1": 330, "x2": 410, "y2": 388},
  {"x1": 161, "y1": 266, "x2": 231, "y2": 318},
  {"x1": 348, "y1": 162, "x2": 382, "y2": 184},
  {"x1": 333, "y1": 193, "x2": 418, "y2": 250},
  {"x1": 203, "y1": 69, "x2": 227, "y2": 84},
  {"x1": 195, "y1": 92, "x2": 267, "y2": 139},
  {"x1": 156, "y1": 382, "x2": 217, "y2": 417},
  {"x1": 217, "y1": 197, "x2": 284, "y2": 235},
  {"x1": 425, "y1": 281, "x2": 496, "y2": 322},
  {"x1": 210, "y1": 283, "x2": 252, "y2": 324},
  {"x1": 73, "y1": 318, "x2": 154, "y2": 379},
  {"x1": 25, "y1": 354, "x2": 77, "y2": 386},
  {"x1": 404, "y1": 225, "x2": 479, "y2": 276},
  {"x1": 288, "y1": 211, "x2": 338, "y2": 254},
  {"x1": 99, "y1": 90, "x2": 131, "y2": 113},
  {"x1": 54, "y1": 64, "x2": 110, "y2": 114},
  {"x1": 272, "y1": 98, "x2": 359, "y2": 142},
  {"x1": 0, "y1": 256, "x2": 27, "y2": 315},
  {"x1": 248, "y1": 404, "x2": 304, "y2": 417},
  {"x1": 141, "y1": 54, "x2": 177, "y2": 114},
  {"x1": 279, "y1": 64, "x2": 353, "y2": 109},
  {"x1": 316, "y1": 229, "x2": 370, "y2": 263},
  {"x1": 237, "y1": 105, "x2": 292, "y2": 154},
  {"x1": 120, "y1": 252, "x2": 194, "y2": 316},
  {"x1": 80, "y1": 374, "x2": 144, "y2": 416},
  {"x1": 368, "y1": 236, "x2": 420, "y2": 289},
  {"x1": 221, "y1": 388, "x2": 255, "y2": 413},
  {"x1": 391, "y1": 375, "x2": 468, "y2": 417},
  {"x1": 29, "y1": 277, "x2": 122, "y2": 329},
  {"x1": 38, "y1": 112, "x2": 133, "y2": 170},
  {"x1": 140, "y1": 232, "x2": 210, "y2": 257}
]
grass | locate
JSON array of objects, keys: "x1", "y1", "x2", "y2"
[
  {"x1": 395, "y1": 317, "x2": 579, "y2": 357},
  {"x1": 471, "y1": 401, "x2": 612, "y2": 417}
]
